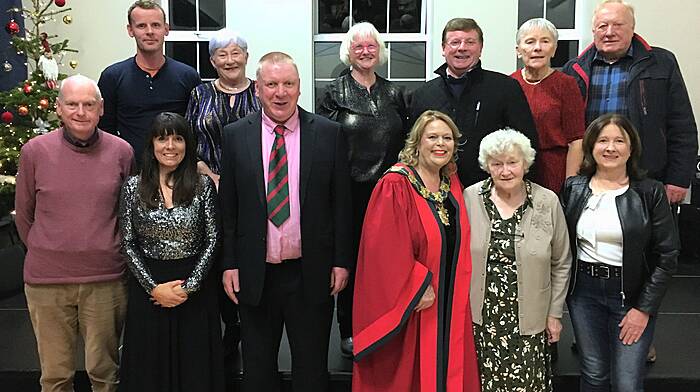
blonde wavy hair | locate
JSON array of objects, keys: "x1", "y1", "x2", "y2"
[{"x1": 399, "y1": 110, "x2": 462, "y2": 176}]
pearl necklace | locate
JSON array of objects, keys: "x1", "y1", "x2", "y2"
[
  {"x1": 521, "y1": 68, "x2": 554, "y2": 85},
  {"x1": 215, "y1": 78, "x2": 249, "y2": 94}
]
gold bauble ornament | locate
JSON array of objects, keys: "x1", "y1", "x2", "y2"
[
  {"x1": 69, "y1": 60, "x2": 78, "y2": 69},
  {"x1": 63, "y1": 15, "x2": 72, "y2": 24},
  {"x1": 39, "y1": 98, "x2": 50, "y2": 110},
  {"x1": 18, "y1": 105, "x2": 29, "y2": 116}
]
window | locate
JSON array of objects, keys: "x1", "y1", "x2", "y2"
[
  {"x1": 314, "y1": 0, "x2": 430, "y2": 109},
  {"x1": 162, "y1": 0, "x2": 225, "y2": 79},
  {"x1": 517, "y1": 0, "x2": 587, "y2": 67}
]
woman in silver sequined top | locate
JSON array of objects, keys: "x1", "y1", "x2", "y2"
[{"x1": 118, "y1": 112, "x2": 224, "y2": 391}]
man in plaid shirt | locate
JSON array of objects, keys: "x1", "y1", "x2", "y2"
[{"x1": 563, "y1": 0, "x2": 697, "y2": 204}]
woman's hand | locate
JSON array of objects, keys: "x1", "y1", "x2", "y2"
[
  {"x1": 150, "y1": 280, "x2": 188, "y2": 308},
  {"x1": 414, "y1": 285, "x2": 435, "y2": 312},
  {"x1": 618, "y1": 308, "x2": 650, "y2": 345},
  {"x1": 197, "y1": 161, "x2": 220, "y2": 189},
  {"x1": 546, "y1": 316, "x2": 563, "y2": 343}
]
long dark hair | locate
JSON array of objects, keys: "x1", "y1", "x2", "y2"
[
  {"x1": 138, "y1": 112, "x2": 199, "y2": 208},
  {"x1": 579, "y1": 113, "x2": 645, "y2": 179}
]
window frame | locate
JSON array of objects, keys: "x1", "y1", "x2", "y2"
[
  {"x1": 517, "y1": 0, "x2": 589, "y2": 68},
  {"x1": 162, "y1": 0, "x2": 222, "y2": 79},
  {"x1": 313, "y1": 0, "x2": 433, "y2": 100}
]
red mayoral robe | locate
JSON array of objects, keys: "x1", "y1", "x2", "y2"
[{"x1": 352, "y1": 164, "x2": 480, "y2": 392}]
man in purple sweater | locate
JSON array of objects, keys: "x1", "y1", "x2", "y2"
[{"x1": 14, "y1": 75, "x2": 134, "y2": 392}]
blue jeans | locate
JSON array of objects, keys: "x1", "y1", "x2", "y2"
[{"x1": 567, "y1": 272, "x2": 655, "y2": 392}]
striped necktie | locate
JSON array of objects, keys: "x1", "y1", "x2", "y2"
[{"x1": 267, "y1": 125, "x2": 290, "y2": 226}]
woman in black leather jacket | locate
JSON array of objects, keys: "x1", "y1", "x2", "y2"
[
  {"x1": 317, "y1": 21, "x2": 409, "y2": 357},
  {"x1": 560, "y1": 113, "x2": 679, "y2": 392}
]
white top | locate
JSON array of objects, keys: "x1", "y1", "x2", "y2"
[{"x1": 576, "y1": 185, "x2": 629, "y2": 267}]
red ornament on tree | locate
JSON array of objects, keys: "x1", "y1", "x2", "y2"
[
  {"x1": 5, "y1": 19, "x2": 20, "y2": 35},
  {"x1": 1, "y1": 111, "x2": 13, "y2": 123},
  {"x1": 23, "y1": 83, "x2": 33, "y2": 94},
  {"x1": 54, "y1": 0, "x2": 66, "y2": 7},
  {"x1": 18, "y1": 105, "x2": 29, "y2": 116}
]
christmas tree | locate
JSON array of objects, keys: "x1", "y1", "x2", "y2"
[{"x1": 0, "y1": 0, "x2": 77, "y2": 178}]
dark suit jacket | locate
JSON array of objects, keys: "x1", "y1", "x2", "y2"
[{"x1": 218, "y1": 108, "x2": 352, "y2": 306}]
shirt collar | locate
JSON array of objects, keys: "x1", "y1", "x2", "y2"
[
  {"x1": 262, "y1": 107, "x2": 300, "y2": 134},
  {"x1": 62, "y1": 127, "x2": 99, "y2": 148}
]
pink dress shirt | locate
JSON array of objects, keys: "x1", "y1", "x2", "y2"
[{"x1": 261, "y1": 109, "x2": 302, "y2": 263}]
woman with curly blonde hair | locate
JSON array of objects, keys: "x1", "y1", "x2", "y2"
[{"x1": 352, "y1": 110, "x2": 479, "y2": 392}]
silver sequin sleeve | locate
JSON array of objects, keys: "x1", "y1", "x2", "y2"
[{"x1": 118, "y1": 175, "x2": 220, "y2": 295}]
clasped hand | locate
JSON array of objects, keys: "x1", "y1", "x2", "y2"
[{"x1": 150, "y1": 280, "x2": 188, "y2": 307}]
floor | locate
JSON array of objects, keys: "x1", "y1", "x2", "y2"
[{"x1": 1, "y1": 218, "x2": 698, "y2": 391}]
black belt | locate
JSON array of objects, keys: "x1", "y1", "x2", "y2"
[
  {"x1": 578, "y1": 260, "x2": 621, "y2": 279},
  {"x1": 267, "y1": 257, "x2": 301, "y2": 265}
]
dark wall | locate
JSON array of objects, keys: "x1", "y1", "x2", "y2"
[{"x1": 0, "y1": 0, "x2": 27, "y2": 91}]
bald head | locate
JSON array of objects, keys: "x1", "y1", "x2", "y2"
[{"x1": 57, "y1": 75, "x2": 102, "y2": 102}]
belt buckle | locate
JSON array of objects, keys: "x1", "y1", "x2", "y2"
[{"x1": 598, "y1": 265, "x2": 610, "y2": 279}]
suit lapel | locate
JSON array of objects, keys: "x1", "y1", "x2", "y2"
[
  {"x1": 245, "y1": 113, "x2": 266, "y2": 206},
  {"x1": 299, "y1": 108, "x2": 316, "y2": 208}
]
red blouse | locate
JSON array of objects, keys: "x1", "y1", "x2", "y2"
[{"x1": 511, "y1": 70, "x2": 585, "y2": 193}]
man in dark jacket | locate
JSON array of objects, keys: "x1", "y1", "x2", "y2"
[
  {"x1": 562, "y1": 0, "x2": 697, "y2": 204},
  {"x1": 410, "y1": 18, "x2": 537, "y2": 188}
]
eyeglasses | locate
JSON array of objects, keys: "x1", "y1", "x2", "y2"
[
  {"x1": 351, "y1": 44, "x2": 378, "y2": 54},
  {"x1": 445, "y1": 39, "x2": 479, "y2": 49}
]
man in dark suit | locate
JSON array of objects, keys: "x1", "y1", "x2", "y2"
[{"x1": 218, "y1": 51, "x2": 352, "y2": 392}]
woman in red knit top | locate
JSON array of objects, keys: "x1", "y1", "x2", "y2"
[{"x1": 511, "y1": 18, "x2": 585, "y2": 194}]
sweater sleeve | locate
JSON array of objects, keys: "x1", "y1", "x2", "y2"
[
  {"x1": 560, "y1": 75, "x2": 586, "y2": 143},
  {"x1": 505, "y1": 78, "x2": 539, "y2": 153},
  {"x1": 14, "y1": 142, "x2": 36, "y2": 244},
  {"x1": 548, "y1": 195, "x2": 572, "y2": 318}
]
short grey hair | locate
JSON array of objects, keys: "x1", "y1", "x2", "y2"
[
  {"x1": 57, "y1": 74, "x2": 102, "y2": 101},
  {"x1": 593, "y1": 0, "x2": 635, "y2": 27},
  {"x1": 478, "y1": 128, "x2": 536, "y2": 172},
  {"x1": 339, "y1": 22, "x2": 388, "y2": 66},
  {"x1": 516, "y1": 18, "x2": 558, "y2": 45},
  {"x1": 208, "y1": 28, "x2": 248, "y2": 57},
  {"x1": 255, "y1": 52, "x2": 299, "y2": 80}
]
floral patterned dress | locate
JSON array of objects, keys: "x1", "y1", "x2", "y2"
[{"x1": 473, "y1": 179, "x2": 551, "y2": 392}]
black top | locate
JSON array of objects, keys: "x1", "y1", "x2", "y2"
[
  {"x1": 98, "y1": 56, "x2": 202, "y2": 165},
  {"x1": 317, "y1": 70, "x2": 409, "y2": 183},
  {"x1": 410, "y1": 62, "x2": 538, "y2": 188}
]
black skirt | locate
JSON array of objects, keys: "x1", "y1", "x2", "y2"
[{"x1": 119, "y1": 256, "x2": 225, "y2": 392}]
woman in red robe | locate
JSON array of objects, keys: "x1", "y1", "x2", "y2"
[{"x1": 352, "y1": 110, "x2": 480, "y2": 392}]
